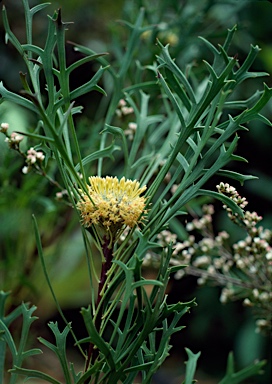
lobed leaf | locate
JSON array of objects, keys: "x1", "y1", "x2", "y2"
[
  {"x1": 218, "y1": 352, "x2": 266, "y2": 384},
  {"x1": 81, "y1": 307, "x2": 116, "y2": 370},
  {"x1": 184, "y1": 348, "x2": 201, "y2": 384},
  {"x1": 10, "y1": 366, "x2": 62, "y2": 384}
]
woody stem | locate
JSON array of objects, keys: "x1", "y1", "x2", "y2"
[{"x1": 84, "y1": 236, "x2": 113, "y2": 373}]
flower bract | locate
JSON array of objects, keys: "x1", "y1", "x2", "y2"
[{"x1": 77, "y1": 176, "x2": 147, "y2": 235}]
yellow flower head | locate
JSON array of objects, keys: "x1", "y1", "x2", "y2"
[{"x1": 77, "y1": 176, "x2": 147, "y2": 234}]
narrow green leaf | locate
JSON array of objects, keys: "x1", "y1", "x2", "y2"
[
  {"x1": 75, "y1": 143, "x2": 120, "y2": 171},
  {"x1": 199, "y1": 36, "x2": 220, "y2": 56},
  {"x1": 184, "y1": 348, "x2": 201, "y2": 384},
  {"x1": 19, "y1": 71, "x2": 32, "y2": 92},
  {"x1": 69, "y1": 66, "x2": 108, "y2": 99},
  {"x1": 102, "y1": 124, "x2": 129, "y2": 174},
  {"x1": 157, "y1": 41, "x2": 196, "y2": 103},
  {"x1": 186, "y1": 137, "x2": 198, "y2": 153},
  {"x1": 0, "y1": 82, "x2": 37, "y2": 113},
  {"x1": 177, "y1": 153, "x2": 189, "y2": 172},
  {"x1": 115, "y1": 296, "x2": 137, "y2": 355},
  {"x1": 37, "y1": 322, "x2": 75, "y2": 384},
  {"x1": 160, "y1": 301, "x2": 195, "y2": 320},
  {"x1": 226, "y1": 351, "x2": 235, "y2": 375},
  {"x1": 215, "y1": 169, "x2": 258, "y2": 185},
  {"x1": 21, "y1": 43, "x2": 44, "y2": 57},
  {"x1": 168, "y1": 265, "x2": 187, "y2": 274},
  {"x1": 124, "y1": 361, "x2": 153, "y2": 373},
  {"x1": 10, "y1": 366, "x2": 62, "y2": 384},
  {"x1": 66, "y1": 53, "x2": 108, "y2": 75},
  {"x1": 38, "y1": 337, "x2": 58, "y2": 354},
  {"x1": 69, "y1": 42, "x2": 116, "y2": 77},
  {"x1": 241, "y1": 84, "x2": 272, "y2": 122},
  {"x1": 2, "y1": 306, "x2": 23, "y2": 328},
  {"x1": 197, "y1": 189, "x2": 244, "y2": 217},
  {"x1": 40, "y1": 11, "x2": 57, "y2": 110},
  {"x1": 0, "y1": 338, "x2": 5, "y2": 384},
  {"x1": 132, "y1": 280, "x2": 164, "y2": 290},
  {"x1": 218, "y1": 44, "x2": 232, "y2": 66},
  {"x1": 164, "y1": 68, "x2": 192, "y2": 112},
  {"x1": 219, "y1": 352, "x2": 266, "y2": 384},
  {"x1": 230, "y1": 154, "x2": 248, "y2": 162},
  {"x1": 15, "y1": 130, "x2": 54, "y2": 142},
  {"x1": 0, "y1": 291, "x2": 11, "y2": 319},
  {"x1": 32, "y1": 215, "x2": 65, "y2": 319},
  {"x1": 57, "y1": 102, "x2": 75, "y2": 137},
  {"x1": 157, "y1": 71, "x2": 186, "y2": 128},
  {"x1": 21, "y1": 349, "x2": 42, "y2": 359},
  {"x1": 223, "y1": 25, "x2": 237, "y2": 52},
  {"x1": 131, "y1": 152, "x2": 156, "y2": 170},
  {"x1": 31, "y1": 215, "x2": 83, "y2": 357},
  {"x1": 234, "y1": 45, "x2": 262, "y2": 82},
  {"x1": 203, "y1": 60, "x2": 218, "y2": 81},
  {"x1": 254, "y1": 113, "x2": 272, "y2": 126},
  {"x1": 123, "y1": 81, "x2": 158, "y2": 93},
  {"x1": 224, "y1": 90, "x2": 263, "y2": 109},
  {"x1": 17, "y1": 304, "x2": 38, "y2": 361},
  {"x1": 118, "y1": 7, "x2": 146, "y2": 78},
  {"x1": 30, "y1": 3, "x2": 51, "y2": 15},
  {"x1": 2, "y1": 5, "x2": 24, "y2": 54},
  {"x1": 81, "y1": 307, "x2": 116, "y2": 370},
  {"x1": 0, "y1": 320, "x2": 17, "y2": 360},
  {"x1": 134, "y1": 230, "x2": 163, "y2": 260},
  {"x1": 76, "y1": 361, "x2": 104, "y2": 384}
]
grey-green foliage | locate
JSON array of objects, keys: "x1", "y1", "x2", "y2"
[
  {"x1": 0, "y1": 1, "x2": 271, "y2": 383},
  {"x1": 218, "y1": 352, "x2": 266, "y2": 384},
  {"x1": 0, "y1": 291, "x2": 41, "y2": 384}
]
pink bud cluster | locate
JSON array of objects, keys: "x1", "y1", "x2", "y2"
[
  {"x1": 0, "y1": 122, "x2": 9, "y2": 133},
  {"x1": 115, "y1": 99, "x2": 134, "y2": 117},
  {"x1": 22, "y1": 147, "x2": 45, "y2": 174},
  {"x1": 26, "y1": 147, "x2": 45, "y2": 164},
  {"x1": 124, "y1": 122, "x2": 137, "y2": 140},
  {"x1": 4, "y1": 131, "x2": 24, "y2": 149}
]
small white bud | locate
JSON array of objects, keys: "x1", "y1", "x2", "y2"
[{"x1": 0, "y1": 122, "x2": 9, "y2": 133}]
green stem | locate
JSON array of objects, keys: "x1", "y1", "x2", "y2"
[{"x1": 0, "y1": 340, "x2": 5, "y2": 384}]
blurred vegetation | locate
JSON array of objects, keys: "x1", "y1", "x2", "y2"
[{"x1": 0, "y1": 0, "x2": 271, "y2": 383}]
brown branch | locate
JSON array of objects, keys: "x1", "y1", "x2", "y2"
[{"x1": 84, "y1": 235, "x2": 114, "y2": 375}]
